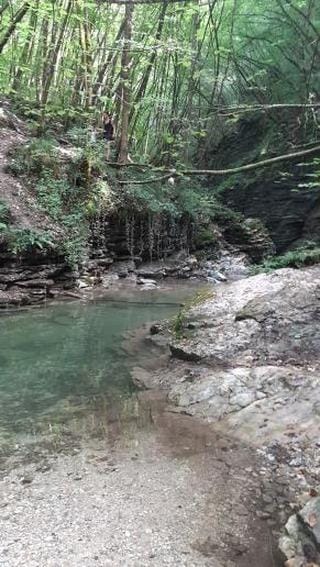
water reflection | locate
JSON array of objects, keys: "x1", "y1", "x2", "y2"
[{"x1": 0, "y1": 290, "x2": 189, "y2": 464}]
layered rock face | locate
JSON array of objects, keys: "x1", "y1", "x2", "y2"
[
  {"x1": 208, "y1": 114, "x2": 320, "y2": 253},
  {"x1": 91, "y1": 212, "x2": 193, "y2": 262},
  {"x1": 0, "y1": 258, "x2": 77, "y2": 307},
  {"x1": 223, "y1": 177, "x2": 320, "y2": 253}
]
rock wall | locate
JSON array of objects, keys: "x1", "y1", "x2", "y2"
[
  {"x1": 222, "y1": 173, "x2": 320, "y2": 253},
  {"x1": 0, "y1": 249, "x2": 77, "y2": 307},
  {"x1": 89, "y1": 211, "x2": 193, "y2": 263},
  {"x1": 208, "y1": 115, "x2": 320, "y2": 252}
]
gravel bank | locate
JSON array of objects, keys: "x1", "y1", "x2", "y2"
[{"x1": 0, "y1": 402, "x2": 280, "y2": 567}]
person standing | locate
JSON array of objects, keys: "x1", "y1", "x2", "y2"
[{"x1": 102, "y1": 112, "x2": 115, "y2": 161}]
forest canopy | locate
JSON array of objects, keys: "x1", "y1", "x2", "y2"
[{"x1": 0, "y1": 0, "x2": 319, "y2": 166}]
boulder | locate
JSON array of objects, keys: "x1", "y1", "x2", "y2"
[
  {"x1": 0, "y1": 106, "x2": 24, "y2": 132},
  {"x1": 280, "y1": 498, "x2": 320, "y2": 566},
  {"x1": 137, "y1": 264, "x2": 166, "y2": 279},
  {"x1": 110, "y1": 260, "x2": 136, "y2": 278},
  {"x1": 299, "y1": 498, "x2": 320, "y2": 547}
]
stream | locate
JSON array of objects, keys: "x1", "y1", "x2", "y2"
[
  {"x1": 0, "y1": 285, "x2": 197, "y2": 464},
  {"x1": 0, "y1": 284, "x2": 279, "y2": 567}
]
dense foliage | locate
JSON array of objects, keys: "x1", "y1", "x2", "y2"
[
  {"x1": 1, "y1": 0, "x2": 319, "y2": 164},
  {"x1": 0, "y1": 0, "x2": 319, "y2": 266}
]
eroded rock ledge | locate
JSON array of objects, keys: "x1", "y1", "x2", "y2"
[{"x1": 134, "y1": 266, "x2": 320, "y2": 565}]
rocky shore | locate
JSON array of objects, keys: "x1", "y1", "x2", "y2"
[
  {"x1": 0, "y1": 248, "x2": 249, "y2": 308},
  {"x1": 133, "y1": 265, "x2": 320, "y2": 566}
]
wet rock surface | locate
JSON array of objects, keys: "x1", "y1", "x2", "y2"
[
  {"x1": 280, "y1": 495, "x2": 320, "y2": 566},
  {"x1": 85, "y1": 250, "x2": 249, "y2": 287},
  {"x1": 0, "y1": 261, "x2": 79, "y2": 307},
  {"x1": 135, "y1": 265, "x2": 320, "y2": 564},
  {"x1": 169, "y1": 266, "x2": 320, "y2": 368}
]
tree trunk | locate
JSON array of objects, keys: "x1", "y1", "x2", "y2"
[
  {"x1": 41, "y1": 0, "x2": 73, "y2": 108},
  {"x1": 131, "y1": 2, "x2": 167, "y2": 119},
  {"x1": 117, "y1": 2, "x2": 134, "y2": 164},
  {"x1": 0, "y1": 2, "x2": 30, "y2": 55},
  {"x1": 0, "y1": 1, "x2": 10, "y2": 19},
  {"x1": 92, "y1": 18, "x2": 125, "y2": 105},
  {"x1": 12, "y1": 1, "x2": 39, "y2": 92}
]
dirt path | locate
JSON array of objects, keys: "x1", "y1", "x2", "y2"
[{"x1": 0, "y1": 394, "x2": 281, "y2": 567}]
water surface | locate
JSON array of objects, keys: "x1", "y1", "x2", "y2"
[{"x1": 0, "y1": 286, "x2": 197, "y2": 462}]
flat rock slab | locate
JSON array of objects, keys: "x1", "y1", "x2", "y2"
[
  {"x1": 171, "y1": 266, "x2": 320, "y2": 367},
  {"x1": 142, "y1": 266, "x2": 320, "y2": 448}
]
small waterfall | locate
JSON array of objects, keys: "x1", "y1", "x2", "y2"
[
  {"x1": 89, "y1": 209, "x2": 194, "y2": 264},
  {"x1": 90, "y1": 209, "x2": 108, "y2": 257},
  {"x1": 169, "y1": 216, "x2": 178, "y2": 256},
  {"x1": 147, "y1": 214, "x2": 154, "y2": 261},
  {"x1": 154, "y1": 215, "x2": 161, "y2": 259},
  {"x1": 137, "y1": 219, "x2": 144, "y2": 258},
  {"x1": 180, "y1": 219, "x2": 189, "y2": 254},
  {"x1": 98, "y1": 210, "x2": 108, "y2": 252},
  {"x1": 125, "y1": 214, "x2": 135, "y2": 258},
  {"x1": 189, "y1": 221, "x2": 195, "y2": 252}
]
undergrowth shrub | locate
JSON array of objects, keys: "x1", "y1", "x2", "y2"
[
  {"x1": 0, "y1": 225, "x2": 54, "y2": 255},
  {"x1": 0, "y1": 200, "x2": 10, "y2": 227},
  {"x1": 34, "y1": 176, "x2": 89, "y2": 267},
  {"x1": 8, "y1": 137, "x2": 58, "y2": 177},
  {"x1": 36, "y1": 174, "x2": 71, "y2": 220},
  {"x1": 58, "y1": 210, "x2": 89, "y2": 268},
  {"x1": 172, "y1": 289, "x2": 214, "y2": 339},
  {"x1": 7, "y1": 138, "x2": 99, "y2": 267},
  {"x1": 252, "y1": 242, "x2": 320, "y2": 273}
]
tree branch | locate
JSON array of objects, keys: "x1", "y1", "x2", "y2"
[
  {"x1": 118, "y1": 172, "x2": 173, "y2": 184},
  {"x1": 212, "y1": 103, "x2": 320, "y2": 116},
  {"x1": 0, "y1": 2, "x2": 30, "y2": 55},
  {"x1": 99, "y1": 0, "x2": 191, "y2": 4},
  {"x1": 182, "y1": 144, "x2": 320, "y2": 176},
  {"x1": 117, "y1": 144, "x2": 320, "y2": 184}
]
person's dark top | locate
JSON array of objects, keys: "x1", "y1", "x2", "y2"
[{"x1": 104, "y1": 121, "x2": 114, "y2": 141}]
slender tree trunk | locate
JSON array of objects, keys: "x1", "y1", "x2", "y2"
[
  {"x1": 117, "y1": 2, "x2": 134, "y2": 164},
  {"x1": 131, "y1": 2, "x2": 167, "y2": 117},
  {"x1": 0, "y1": 1, "x2": 10, "y2": 19},
  {"x1": 12, "y1": 1, "x2": 39, "y2": 92},
  {"x1": 0, "y1": 2, "x2": 30, "y2": 55},
  {"x1": 41, "y1": 0, "x2": 73, "y2": 108},
  {"x1": 92, "y1": 18, "x2": 125, "y2": 105}
]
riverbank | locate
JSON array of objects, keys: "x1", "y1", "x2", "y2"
[
  {"x1": 0, "y1": 394, "x2": 281, "y2": 567},
  {"x1": 132, "y1": 265, "x2": 320, "y2": 565},
  {"x1": 1, "y1": 266, "x2": 319, "y2": 565},
  {"x1": 0, "y1": 282, "x2": 283, "y2": 567}
]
